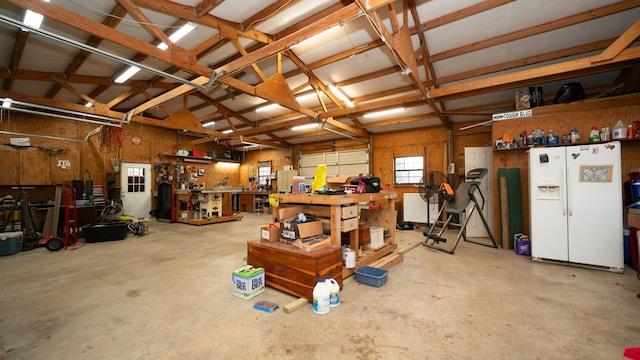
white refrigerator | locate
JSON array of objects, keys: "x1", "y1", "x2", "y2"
[{"x1": 528, "y1": 141, "x2": 623, "y2": 272}]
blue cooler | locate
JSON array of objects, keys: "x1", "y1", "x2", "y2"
[{"x1": 0, "y1": 231, "x2": 24, "y2": 256}]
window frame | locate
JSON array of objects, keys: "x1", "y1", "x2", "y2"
[
  {"x1": 394, "y1": 155, "x2": 424, "y2": 185},
  {"x1": 257, "y1": 160, "x2": 271, "y2": 186}
]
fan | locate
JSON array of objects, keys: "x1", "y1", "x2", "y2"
[{"x1": 419, "y1": 171, "x2": 450, "y2": 225}]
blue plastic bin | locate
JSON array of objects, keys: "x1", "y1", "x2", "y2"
[{"x1": 354, "y1": 266, "x2": 388, "y2": 287}]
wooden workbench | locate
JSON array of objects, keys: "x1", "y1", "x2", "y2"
[
  {"x1": 174, "y1": 189, "x2": 242, "y2": 225},
  {"x1": 277, "y1": 192, "x2": 398, "y2": 277}
]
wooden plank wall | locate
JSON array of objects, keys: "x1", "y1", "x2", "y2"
[
  {"x1": 491, "y1": 93, "x2": 640, "y2": 238},
  {"x1": 0, "y1": 112, "x2": 243, "y2": 199}
]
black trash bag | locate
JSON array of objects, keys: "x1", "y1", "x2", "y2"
[{"x1": 553, "y1": 82, "x2": 585, "y2": 104}]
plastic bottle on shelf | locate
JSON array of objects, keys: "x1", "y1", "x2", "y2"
[
  {"x1": 570, "y1": 128, "x2": 580, "y2": 143},
  {"x1": 613, "y1": 120, "x2": 627, "y2": 139},
  {"x1": 547, "y1": 129, "x2": 558, "y2": 144},
  {"x1": 629, "y1": 124, "x2": 635, "y2": 139},
  {"x1": 325, "y1": 276, "x2": 340, "y2": 307},
  {"x1": 312, "y1": 278, "x2": 330, "y2": 315},
  {"x1": 588, "y1": 126, "x2": 600, "y2": 142}
]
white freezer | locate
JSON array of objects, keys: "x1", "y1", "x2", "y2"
[{"x1": 529, "y1": 142, "x2": 623, "y2": 271}]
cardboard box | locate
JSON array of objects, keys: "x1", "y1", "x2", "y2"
[
  {"x1": 232, "y1": 266, "x2": 265, "y2": 300},
  {"x1": 629, "y1": 208, "x2": 640, "y2": 228},
  {"x1": 281, "y1": 220, "x2": 323, "y2": 240},
  {"x1": 260, "y1": 224, "x2": 280, "y2": 242},
  {"x1": 192, "y1": 149, "x2": 204, "y2": 158},
  {"x1": 278, "y1": 206, "x2": 305, "y2": 222},
  {"x1": 327, "y1": 176, "x2": 352, "y2": 190}
]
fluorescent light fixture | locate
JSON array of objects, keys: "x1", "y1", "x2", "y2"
[
  {"x1": 157, "y1": 22, "x2": 196, "y2": 50},
  {"x1": 84, "y1": 102, "x2": 93, "y2": 107},
  {"x1": 222, "y1": 129, "x2": 233, "y2": 134},
  {"x1": 216, "y1": 161, "x2": 240, "y2": 168},
  {"x1": 255, "y1": 103, "x2": 280, "y2": 113},
  {"x1": 363, "y1": 107, "x2": 405, "y2": 118},
  {"x1": 291, "y1": 123, "x2": 319, "y2": 131},
  {"x1": 23, "y1": 1, "x2": 49, "y2": 30},
  {"x1": 329, "y1": 84, "x2": 354, "y2": 107},
  {"x1": 114, "y1": 65, "x2": 141, "y2": 83},
  {"x1": 2, "y1": 98, "x2": 12, "y2": 108},
  {"x1": 202, "y1": 120, "x2": 215, "y2": 127}
]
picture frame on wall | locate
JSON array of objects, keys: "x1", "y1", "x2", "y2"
[{"x1": 198, "y1": 168, "x2": 205, "y2": 176}]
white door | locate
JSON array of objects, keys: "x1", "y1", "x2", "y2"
[
  {"x1": 464, "y1": 147, "x2": 493, "y2": 237},
  {"x1": 121, "y1": 162, "x2": 152, "y2": 218}
]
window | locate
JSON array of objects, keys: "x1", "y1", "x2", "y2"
[
  {"x1": 257, "y1": 161, "x2": 271, "y2": 186},
  {"x1": 127, "y1": 166, "x2": 146, "y2": 192},
  {"x1": 394, "y1": 156, "x2": 424, "y2": 185}
]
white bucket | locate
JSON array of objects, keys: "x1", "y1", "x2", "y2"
[{"x1": 342, "y1": 247, "x2": 356, "y2": 268}]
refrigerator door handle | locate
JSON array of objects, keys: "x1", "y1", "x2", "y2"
[
  {"x1": 567, "y1": 164, "x2": 573, "y2": 216},
  {"x1": 561, "y1": 166, "x2": 567, "y2": 216}
]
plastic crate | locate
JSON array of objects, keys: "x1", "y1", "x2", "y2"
[{"x1": 354, "y1": 266, "x2": 388, "y2": 287}]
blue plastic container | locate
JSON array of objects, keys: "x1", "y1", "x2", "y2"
[
  {"x1": 354, "y1": 266, "x2": 388, "y2": 287},
  {"x1": 0, "y1": 231, "x2": 23, "y2": 256}
]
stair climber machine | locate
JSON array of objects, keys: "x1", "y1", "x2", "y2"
[{"x1": 423, "y1": 168, "x2": 498, "y2": 254}]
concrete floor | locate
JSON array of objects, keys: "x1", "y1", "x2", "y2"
[{"x1": 1, "y1": 212, "x2": 639, "y2": 360}]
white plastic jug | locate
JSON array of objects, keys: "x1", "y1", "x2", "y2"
[
  {"x1": 312, "y1": 279, "x2": 330, "y2": 314},
  {"x1": 325, "y1": 276, "x2": 340, "y2": 307}
]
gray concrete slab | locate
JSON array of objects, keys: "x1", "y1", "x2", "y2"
[{"x1": 1, "y1": 213, "x2": 639, "y2": 359}]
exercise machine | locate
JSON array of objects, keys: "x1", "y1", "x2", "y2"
[{"x1": 423, "y1": 168, "x2": 498, "y2": 254}]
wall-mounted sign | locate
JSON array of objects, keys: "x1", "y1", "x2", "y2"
[
  {"x1": 492, "y1": 109, "x2": 533, "y2": 121},
  {"x1": 57, "y1": 160, "x2": 71, "y2": 170}
]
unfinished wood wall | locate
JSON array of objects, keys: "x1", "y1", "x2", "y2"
[
  {"x1": 240, "y1": 148, "x2": 295, "y2": 189},
  {"x1": 491, "y1": 93, "x2": 640, "y2": 238},
  {"x1": 0, "y1": 112, "x2": 243, "y2": 200}
]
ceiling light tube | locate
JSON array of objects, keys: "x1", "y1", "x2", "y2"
[
  {"x1": 2, "y1": 98, "x2": 12, "y2": 108},
  {"x1": 222, "y1": 129, "x2": 233, "y2": 134},
  {"x1": 255, "y1": 103, "x2": 280, "y2": 113},
  {"x1": 216, "y1": 161, "x2": 240, "y2": 168},
  {"x1": 0, "y1": 14, "x2": 210, "y2": 91},
  {"x1": 114, "y1": 66, "x2": 141, "y2": 83},
  {"x1": 22, "y1": 0, "x2": 49, "y2": 30},
  {"x1": 157, "y1": 22, "x2": 196, "y2": 50},
  {"x1": 363, "y1": 107, "x2": 405, "y2": 118},
  {"x1": 202, "y1": 120, "x2": 215, "y2": 127},
  {"x1": 329, "y1": 84, "x2": 354, "y2": 107},
  {"x1": 291, "y1": 123, "x2": 318, "y2": 131}
]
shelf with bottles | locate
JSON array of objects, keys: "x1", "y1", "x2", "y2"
[
  {"x1": 495, "y1": 122, "x2": 640, "y2": 152},
  {"x1": 495, "y1": 137, "x2": 640, "y2": 152}
]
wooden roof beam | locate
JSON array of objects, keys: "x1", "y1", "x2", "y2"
[
  {"x1": 428, "y1": 47, "x2": 640, "y2": 100},
  {"x1": 195, "y1": 0, "x2": 224, "y2": 17}
]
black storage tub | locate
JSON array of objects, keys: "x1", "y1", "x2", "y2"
[{"x1": 84, "y1": 221, "x2": 129, "y2": 243}]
